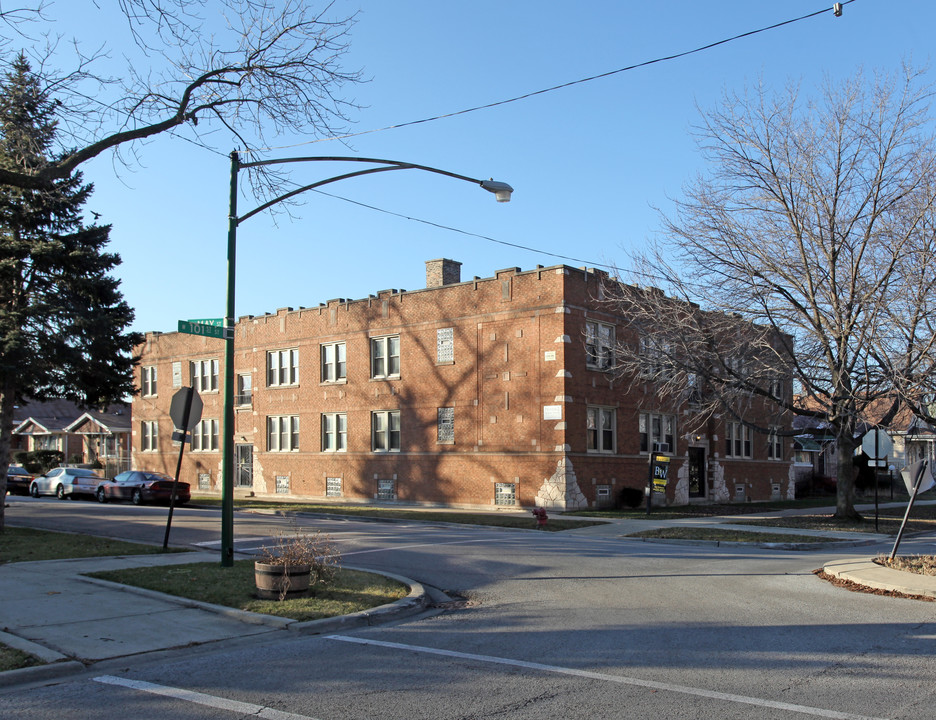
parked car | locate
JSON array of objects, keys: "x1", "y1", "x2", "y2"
[
  {"x1": 29, "y1": 467, "x2": 104, "y2": 499},
  {"x1": 5, "y1": 466, "x2": 35, "y2": 496},
  {"x1": 96, "y1": 471, "x2": 190, "y2": 506}
]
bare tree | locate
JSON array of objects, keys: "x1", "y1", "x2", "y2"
[
  {"x1": 0, "y1": 0, "x2": 361, "y2": 193},
  {"x1": 606, "y1": 67, "x2": 936, "y2": 520}
]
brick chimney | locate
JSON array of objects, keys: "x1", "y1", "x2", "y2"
[{"x1": 425, "y1": 258, "x2": 462, "y2": 288}]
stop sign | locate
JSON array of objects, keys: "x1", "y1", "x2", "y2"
[
  {"x1": 861, "y1": 428, "x2": 892, "y2": 459},
  {"x1": 169, "y1": 387, "x2": 203, "y2": 431}
]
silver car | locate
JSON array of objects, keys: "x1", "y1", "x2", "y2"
[{"x1": 29, "y1": 467, "x2": 104, "y2": 500}]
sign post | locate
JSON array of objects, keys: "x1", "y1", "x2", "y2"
[
  {"x1": 164, "y1": 387, "x2": 203, "y2": 550},
  {"x1": 891, "y1": 459, "x2": 935, "y2": 560},
  {"x1": 861, "y1": 428, "x2": 893, "y2": 532},
  {"x1": 645, "y1": 449, "x2": 670, "y2": 515}
]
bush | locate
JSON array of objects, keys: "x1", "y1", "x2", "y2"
[
  {"x1": 258, "y1": 525, "x2": 341, "y2": 588},
  {"x1": 13, "y1": 450, "x2": 63, "y2": 473},
  {"x1": 619, "y1": 487, "x2": 645, "y2": 509}
]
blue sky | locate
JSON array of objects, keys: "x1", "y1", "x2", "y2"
[{"x1": 45, "y1": 1, "x2": 936, "y2": 334}]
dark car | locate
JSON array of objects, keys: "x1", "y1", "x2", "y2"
[
  {"x1": 5, "y1": 466, "x2": 35, "y2": 496},
  {"x1": 30, "y1": 467, "x2": 104, "y2": 499},
  {"x1": 96, "y1": 471, "x2": 190, "y2": 506}
]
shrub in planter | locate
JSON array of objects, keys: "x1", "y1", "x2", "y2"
[
  {"x1": 255, "y1": 526, "x2": 340, "y2": 601},
  {"x1": 619, "y1": 487, "x2": 644, "y2": 509}
]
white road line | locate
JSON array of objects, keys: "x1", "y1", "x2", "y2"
[
  {"x1": 93, "y1": 675, "x2": 318, "y2": 720},
  {"x1": 326, "y1": 636, "x2": 886, "y2": 720},
  {"x1": 194, "y1": 537, "x2": 269, "y2": 547}
]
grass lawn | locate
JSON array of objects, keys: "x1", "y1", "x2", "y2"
[
  {"x1": 190, "y1": 496, "x2": 605, "y2": 531},
  {"x1": 628, "y1": 527, "x2": 839, "y2": 543},
  {"x1": 0, "y1": 645, "x2": 42, "y2": 673},
  {"x1": 89, "y1": 561, "x2": 409, "y2": 622},
  {"x1": 732, "y1": 504, "x2": 936, "y2": 535},
  {"x1": 0, "y1": 526, "x2": 189, "y2": 564}
]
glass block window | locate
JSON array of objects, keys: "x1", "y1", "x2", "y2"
[
  {"x1": 326, "y1": 477, "x2": 342, "y2": 497},
  {"x1": 437, "y1": 407, "x2": 454, "y2": 443},
  {"x1": 275, "y1": 475, "x2": 290, "y2": 494},
  {"x1": 495, "y1": 482, "x2": 517, "y2": 506},
  {"x1": 198, "y1": 473, "x2": 211, "y2": 491},
  {"x1": 437, "y1": 327, "x2": 454, "y2": 363},
  {"x1": 377, "y1": 478, "x2": 395, "y2": 500}
]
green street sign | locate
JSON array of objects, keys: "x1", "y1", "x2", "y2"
[
  {"x1": 178, "y1": 320, "x2": 228, "y2": 339},
  {"x1": 187, "y1": 317, "x2": 223, "y2": 327}
]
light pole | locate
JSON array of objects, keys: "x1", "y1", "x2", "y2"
[{"x1": 220, "y1": 153, "x2": 513, "y2": 565}]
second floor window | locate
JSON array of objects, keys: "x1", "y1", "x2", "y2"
[
  {"x1": 585, "y1": 321, "x2": 614, "y2": 370},
  {"x1": 321, "y1": 342, "x2": 346, "y2": 383},
  {"x1": 267, "y1": 349, "x2": 299, "y2": 387},
  {"x1": 141, "y1": 366, "x2": 157, "y2": 396},
  {"x1": 191, "y1": 359, "x2": 219, "y2": 393},
  {"x1": 371, "y1": 335, "x2": 400, "y2": 379},
  {"x1": 236, "y1": 374, "x2": 252, "y2": 406}
]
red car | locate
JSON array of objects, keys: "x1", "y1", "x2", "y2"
[{"x1": 96, "y1": 471, "x2": 190, "y2": 506}]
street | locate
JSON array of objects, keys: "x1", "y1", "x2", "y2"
[{"x1": 4, "y1": 497, "x2": 936, "y2": 719}]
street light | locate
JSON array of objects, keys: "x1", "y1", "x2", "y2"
[{"x1": 220, "y1": 153, "x2": 514, "y2": 565}]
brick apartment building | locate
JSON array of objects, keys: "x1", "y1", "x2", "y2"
[{"x1": 131, "y1": 260, "x2": 794, "y2": 509}]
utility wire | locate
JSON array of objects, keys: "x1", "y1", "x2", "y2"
[
  {"x1": 262, "y1": 1, "x2": 855, "y2": 152},
  {"x1": 311, "y1": 187, "x2": 619, "y2": 271}
]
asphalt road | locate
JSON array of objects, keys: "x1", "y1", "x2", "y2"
[{"x1": 5, "y1": 497, "x2": 936, "y2": 719}]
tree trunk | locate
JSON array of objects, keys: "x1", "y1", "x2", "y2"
[
  {"x1": 834, "y1": 432, "x2": 861, "y2": 521},
  {"x1": 0, "y1": 376, "x2": 17, "y2": 533}
]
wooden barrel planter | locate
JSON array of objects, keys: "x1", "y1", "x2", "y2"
[{"x1": 254, "y1": 562, "x2": 312, "y2": 600}]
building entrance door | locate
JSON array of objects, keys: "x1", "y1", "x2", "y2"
[
  {"x1": 688, "y1": 446, "x2": 706, "y2": 498},
  {"x1": 235, "y1": 444, "x2": 253, "y2": 488}
]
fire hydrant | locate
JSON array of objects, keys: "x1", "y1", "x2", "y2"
[{"x1": 531, "y1": 506, "x2": 548, "y2": 529}]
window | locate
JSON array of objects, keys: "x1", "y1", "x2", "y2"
[
  {"x1": 639, "y1": 336, "x2": 672, "y2": 379},
  {"x1": 437, "y1": 407, "x2": 454, "y2": 443},
  {"x1": 191, "y1": 358, "x2": 219, "y2": 393},
  {"x1": 437, "y1": 327, "x2": 454, "y2": 364},
  {"x1": 372, "y1": 410, "x2": 401, "y2": 452},
  {"x1": 726, "y1": 421, "x2": 752, "y2": 458},
  {"x1": 639, "y1": 412, "x2": 675, "y2": 453},
  {"x1": 321, "y1": 342, "x2": 346, "y2": 383},
  {"x1": 377, "y1": 478, "x2": 395, "y2": 500},
  {"x1": 267, "y1": 349, "x2": 299, "y2": 387},
  {"x1": 321, "y1": 413, "x2": 347, "y2": 452},
  {"x1": 495, "y1": 482, "x2": 517, "y2": 506},
  {"x1": 267, "y1": 415, "x2": 300, "y2": 452},
  {"x1": 371, "y1": 335, "x2": 400, "y2": 379},
  {"x1": 326, "y1": 477, "x2": 342, "y2": 497},
  {"x1": 585, "y1": 321, "x2": 614, "y2": 370},
  {"x1": 236, "y1": 374, "x2": 252, "y2": 406},
  {"x1": 768, "y1": 375, "x2": 784, "y2": 401},
  {"x1": 141, "y1": 366, "x2": 157, "y2": 397},
  {"x1": 192, "y1": 419, "x2": 219, "y2": 452},
  {"x1": 687, "y1": 372, "x2": 702, "y2": 407},
  {"x1": 767, "y1": 427, "x2": 783, "y2": 460},
  {"x1": 141, "y1": 420, "x2": 158, "y2": 452},
  {"x1": 586, "y1": 406, "x2": 616, "y2": 453}
]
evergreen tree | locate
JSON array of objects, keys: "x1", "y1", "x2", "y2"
[{"x1": 0, "y1": 54, "x2": 140, "y2": 530}]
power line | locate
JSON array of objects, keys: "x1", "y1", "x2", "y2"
[{"x1": 263, "y1": 1, "x2": 855, "y2": 152}]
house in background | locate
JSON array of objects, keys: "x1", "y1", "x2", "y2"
[
  {"x1": 131, "y1": 260, "x2": 794, "y2": 509},
  {"x1": 12, "y1": 399, "x2": 132, "y2": 476}
]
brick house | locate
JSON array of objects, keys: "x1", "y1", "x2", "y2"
[{"x1": 131, "y1": 260, "x2": 794, "y2": 509}]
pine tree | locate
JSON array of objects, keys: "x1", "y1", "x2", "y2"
[{"x1": 0, "y1": 54, "x2": 140, "y2": 530}]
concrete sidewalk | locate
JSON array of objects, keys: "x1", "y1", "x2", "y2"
[{"x1": 0, "y1": 550, "x2": 427, "y2": 687}]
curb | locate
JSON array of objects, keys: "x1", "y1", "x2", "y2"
[
  {"x1": 620, "y1": 536, "x2": 880, "y2": 551},
  {"x1": 822, "y1": 558, "x2": 936, "y2": 599},
  {"x1": 0, "y1": 566, "x2": 427, "y2": 687}
]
